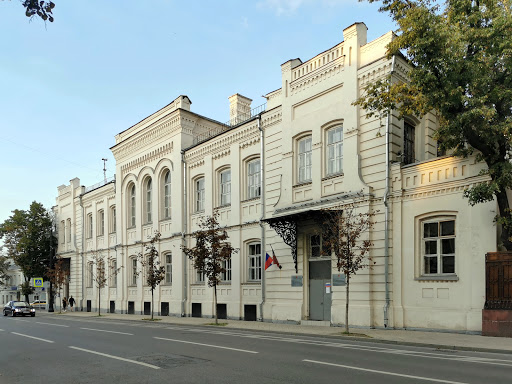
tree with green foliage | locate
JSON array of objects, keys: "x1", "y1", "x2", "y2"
[
  {"x1": 137, "y1": 232, "x2": 165, "y2": 320},
  {"x1": 0, "y1": 254, "x2": 9, "y2": 287},
  {"x1": 182, "y1": 214, "x2": 237, "y2": 325},
  {"x1": 320, "y1": 204, "x2": 376, "y2": 333},
  {"x1": 0, "y1": 202, "x2": 57, "y2": 303},
  {"x1": 355, "y1": 0, "x2": 512, "y2": 249},
  {"x1": 47, "y1": 257, "x2": 68, "y2": 313},
  {"x1": 3, "y1": 0, "x2": 56, "y2": 22}
]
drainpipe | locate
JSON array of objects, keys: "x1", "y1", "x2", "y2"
[
  {"x1": 258, "y1": 114, "x2": 266, "y2": 322},
  {"x1": 383, "y1": 55, "x2": 396, "y2": 328},
  {"x1": 181, "y1": 150, "x2": 188, "y2": 317},
  {"x1": 79, "y1": 195, "x2": 85, "y2": 312}
]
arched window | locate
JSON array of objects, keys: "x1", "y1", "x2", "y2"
[
  {"x1": 87, "y1": 214, "x2": 93, "y2": 239},
  {"x1": 163, "y1": 170, "x2": 171, "y2": 219},
  {"x1": 164, "y1": 253, "x2": 172, "y2": 284},
  {"x1": 110, "y1": 206, "x2": 116, "y2": 233},
  {"x1": 129, "y1": 184, "x2": 136, "y2": 227},
  {"x1": 195, "y1": 177, "x2": 205, "y2": 212},
  {"x1": 248, "y1": 242, "x2": 262, "y2": 281},
  {"x1": 403, "y1": 121, "x2": 416, "y2": 165},
  {"x1": 219, "y1": 168, "x2": 231, "y2": 206},
  {"x1": 326, "y1": 125, "x2": 343, "y2": 175},
  {"x1": 247, "y1": 159, "x2": 261, "y2": 199},
  {"x1": 98, "y1": 209, "x2": 105, "y2": 236},
  {"x1": 297, "y1": 136, "x2": 312, "y2": 183},
  {"x1": 145, "y1": 178, "x2": 152, "y2": 224}
]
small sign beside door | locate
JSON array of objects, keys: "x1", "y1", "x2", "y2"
[
  {"x1": 291, "y1": 275, "x2": 303, "y2": 287},
  {"x1": 333, "y1": 274, "x2": 346, "y2": 286},
  {"x1": 325, "y1": 282, "x2": 331, "y2": 293}
]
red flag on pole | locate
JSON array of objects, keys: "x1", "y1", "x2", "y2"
[{"x1": 271, "y1": 245, "x2": 282, "y2": 269}]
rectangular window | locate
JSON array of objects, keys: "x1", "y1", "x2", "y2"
[
  {"x1": 110, "y1": 260, "x2": 117, "y2": 287},
  {"x1": 222, "y1": 259, "x2": 231, "y2": 282},
  {"x1": 423, "y1": 219, "x2": 455, "y2": 275},
  {"x1": 87, "y1": 214, "x2": 93, "y2": 239},
  {"x1": 60, "y1": 220, "x2": 65, "y2": 244},
  {"x1": 110, "y1": 207, "x2": 116, "y2": 233},
  {"x1": 220, "y1": 170, "x2": 231, "y2": 206},
  {"x1": 403, "y1": 122, "x2": 416, "y2": 165},
  {"x1": 248, "y1": 243, "x2": 262, "y2": 281},
  {"x1": 298, "y1": 137, "x2": 312, "y2": 183},
  {"x1": 87, "y1": 262, "x2": 93, "y2": 287},
  {"x1": 98, "y1": 210, "x2": 104, "y2": 236},
  {"x1": 165, "y1": 254, "x2": 172, "y2": 284},
  {"x1": 131, "y1": 258, "x2": 137, "y2": 286},
  {"x1": 248, "y1": 159, "x2": 261, "y2": 199},
  {"x1": 196, "y1": 269, "x2": 205, "y2": 283},
  {"x1": 327, "y1": 126, "x2": 343, "y2": 175},
  {"x1": 67, "y1": 219, "x2": 71, "y2": 243},
  {"x1": 196, "y1": 178, "x2": 205, "y2": 212}
]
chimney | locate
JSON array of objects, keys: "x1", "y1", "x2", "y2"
[{"x1": 228, "y1": 93, "x2": 252, "y2": 125}]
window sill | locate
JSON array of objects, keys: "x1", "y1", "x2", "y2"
[
  {"x1": 160, "y1": 217, "x2": 172, "y2": 223},
  {"x1": 415, "y1": 275, "x2": 459, "y2": 282},
  {"x1": 217, "y1": 204, "x2": 231, "y2": 209},
  {"x1": 127, "y1": 226, "x2": 136, "y2": 230},
  {"x1": 322, "y1": 173, "x2": 344, "y2": 181},
  {"x1": 218, "y1": 282, "x2": 231, "y2": 285},
  {"x1": 294, "y1": 181, "x2": 312, "y2": 188},
  {"x1": 243, "y1": 281, "x2": 262, "y2": 285},
  {"x1": 242, "y1": 197, "x2": 261, "y2": 203}
]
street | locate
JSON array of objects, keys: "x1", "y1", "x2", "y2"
[{"x1": 1, "y1": 313, "x2": 512, "y2": 383}]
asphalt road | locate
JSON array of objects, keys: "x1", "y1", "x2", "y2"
[{"x1": 1, "y1": 313, "x2": 512, "y2": 384}]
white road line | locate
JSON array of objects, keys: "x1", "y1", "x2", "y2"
[
  {"x1": 154, "y1": 336, "x2": 259, "y2": 354},
  {"x1": 11, "y1": 319, "x2": 29, "y2": 322},
  {"x1": 36, "y1": 322, "x2": 69, "y2": 327},
  {"x1": 0, "y1": 329, "x2": 4, "y2": 331},
  {"x1": 69, "y1": 346, "x2": 159, "y2": 369},
  {"x1": 304, "y1": 359, "x2": 468, "y2": 384},
  {"x1": 11, "y1": 332, "x2": 54, "y2": 343},
  {"x1": 80, "y1": 327, "x2": 133, "y2": 335}
]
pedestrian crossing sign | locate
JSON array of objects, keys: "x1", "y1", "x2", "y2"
[{"x1": 33, "y1": 278, "x2": 43, "y2": 287}]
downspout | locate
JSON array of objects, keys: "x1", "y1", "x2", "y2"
[
  {"x1": 258, "y1": 114, "x2": 265, "y2": 321},
  {"x1": 79, "y1": 195, "x2": 85, "y2": 312},
  {"x1": 181, "y1": 150, "x2": 188, "y2": 317},
  {"x1": 383, "y1": 55, "x2": 396, "y2": 328}
]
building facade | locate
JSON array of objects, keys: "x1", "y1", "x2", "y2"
[{"x1": 54, "y1": 23, "x2": 495, "y2": 332}]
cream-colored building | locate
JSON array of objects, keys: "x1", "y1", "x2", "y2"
[{"x1": 54, "y1": 23, "x2": 495, "y2": 332}]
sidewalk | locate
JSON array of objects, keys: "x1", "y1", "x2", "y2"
[{"x1": 41, "y1": 310, "x2": 512, "y2": 354}]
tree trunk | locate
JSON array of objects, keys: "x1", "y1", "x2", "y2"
[
  {"x1": 98, "y1": 288, "x2": 101, "y2": 316},
  {"x1": 151, "y1": 289, "x2": 154, "y2": 320},
  {"x1": 496, "y1": 189, "x2": 512, "y2": 250},
  {"x1": 214, "y1": 282, "x2": 218, "y2": 325},
  {"x1": 345, "y1": 275, "x2": 350, "y2": 334},
  {"x1": 59, "y1": 288, "x2": 62, "y2": 313}
]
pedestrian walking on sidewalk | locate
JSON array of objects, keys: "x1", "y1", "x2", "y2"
[
  {"x1": 68, "y1": 296, "x2": 75, "y2": 312},
  {"x1": 62, "y1": 297, "x2": 67, "y2": 312}
]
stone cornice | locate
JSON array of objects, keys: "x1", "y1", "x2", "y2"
[{"x1": 290, "y1": 59, "x2": 344, "y2": 95}]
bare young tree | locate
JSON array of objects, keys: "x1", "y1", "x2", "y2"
[
  {"x1": 137, "y1": 232, "x2": 165, "y2": 320},
  {"x1": 320, "y1": 204, "x2": 377, "y2": 334},
  {"x1": 47, "y1": 257, "x2": 67, "y2": 313},
  {"x1": 91, "y1": 253, "x2": 121, "y2": 316},
  {"x1": 181, "y1": 214, "x2": 237, "y2": 325}
]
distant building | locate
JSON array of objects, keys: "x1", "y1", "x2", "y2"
[{"x1": 54, "y1": 23, "x2": 494, "y2": 332}]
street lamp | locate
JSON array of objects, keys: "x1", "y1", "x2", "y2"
[{"x1": 48, "y1": 223, "x2": 56, "y2": 312}]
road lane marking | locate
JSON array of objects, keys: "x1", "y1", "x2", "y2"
[
  {"x1": 10, "y1": 319, "x2": 29, "y2": 322},
  {"x1": 0, "y1": 329, "x2": 3, "y2": 331},
  {"x1": 154, "y1": 336, "x2": 258, "y2": 354},
  {"x1": 303, "y1": 359, "x2": 468, "y2": 384},
  {"x1": 80, "y1": 327, "x2": 133, "y2": 335},
  {"x1": 36, "y1": 322, "x2": 69, "y2": 327},
  {"x1": 69, "y1": 346, "x2": 159, "y2": 369},
  {"x1": 11, "y1": 332, "x2": 54, "y2": 343}
]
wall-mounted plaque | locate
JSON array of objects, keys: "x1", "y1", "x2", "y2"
[
  {"x1": 291, "y1": 275, "x2": 303, "y2": 287},
  {"x1": 333, "y1": 273, "x2": 346, "y2": 286}
]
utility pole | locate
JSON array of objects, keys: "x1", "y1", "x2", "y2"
[
  {"x1": 102, "y1": 158, "x2": 108, "y2": 183},
  {"x1": 48, "y1": 224, "x2": 55, "y2": 312}
]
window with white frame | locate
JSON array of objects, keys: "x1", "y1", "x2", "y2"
[
  {"x1": 309, "y1": 234, "x2": 330, "y2": 258},
  {"x1": 221, "y1": 259, "x2": 231, "y2": 282},
  {"x1": 98, "y1": 209, "x2": 105, "y2": 236},
  {"x1": 87, "y1": 214, "x2": 93, "y2": 239},
  {"x1": 163, "y1": 170, "x2": 171, "y2": 219},
  {"x1": 66, "y1": 219, "x2": 71, "y2": 243},
  {"x1": 247, "y1": 159, "x2": 261, "y2": 199},
  {"x1": 422, "y1": 218, "x2": 456, "y2": 275},
  {"x1": 248, "y1": 242, "x2": 262, "y2": 281},
  {"x1": 165, "y1": 253, "x2": 172, "y2": 284},
  {"x1": 131, "y1": 257, "x2": 137, "y2": 286},
  {"x1": 110, "y1": 259, "x2": 117, "y2": 287},
  {"x1": 298, "y1": 136, "x2": 312, "y2": 183},
  {"x1": 403, "y1": 121, "x2": 416, "y2": 165},
  {"x1": 219, "y1": 169, "x2": 231, "y2": 206},
  {"x1": 195, "y1": 177, "x2": 205, "y2": 212},
  {"x1": 196, "y1": 268, "x2": 205, "y2": 283},
  {"x1": 326, "y1": 125, "x2": 343, "y2": 175},
  {"x1": 110, "y1": 206, "x2": 116, "y2": 233},
  {"x1": 60, "y1": 220, "x2": 65, "y2": 244},
  {"x1": 145, "y1": 178, "x2": 152, "y2": 224},
  {"x1": 129, "y1": 184, "x2": 136, "y2": 227},
  {"x1": 87, "y1": 262, "x2": 93, "y2": 287}
]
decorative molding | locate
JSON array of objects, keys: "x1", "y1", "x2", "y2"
[
  {"x1": 120, "y1": 142, "x2": 173, "y2": 179},
  {"x1": 240, "y1": 135, "x2": 260, "y2": 149},
  {"x1": 290, "y1": 60, "x2": 344, "y2": 95},
  {"x1": 212, "y1": 149, "x2": 231, "y2": 160}
]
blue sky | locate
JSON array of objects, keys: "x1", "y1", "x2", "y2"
[{"x1": 0, "y1": 0, "x2": 396, "y2": 225}]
